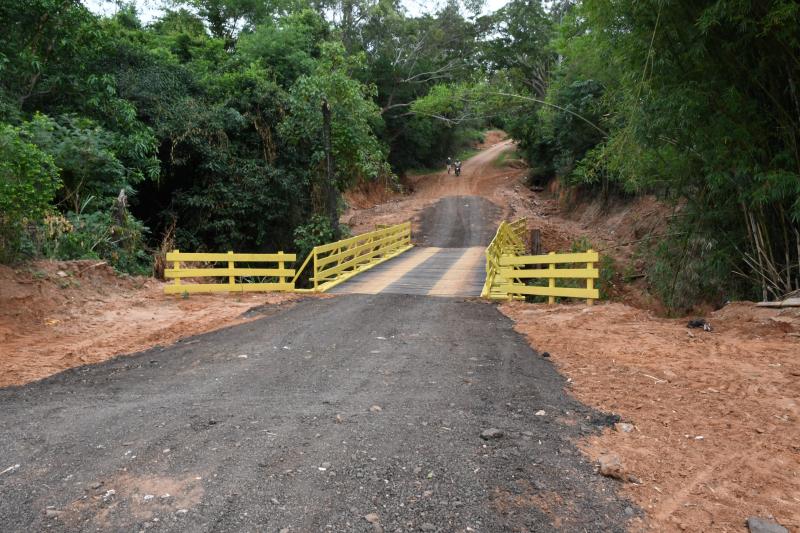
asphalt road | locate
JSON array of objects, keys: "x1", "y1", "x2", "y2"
[
  {"x1": 0, "y1": 194, "x2": 634, "y2": 532},
  {"x1": 332, "y1": 196, "x2": 499, "y2": 298}
]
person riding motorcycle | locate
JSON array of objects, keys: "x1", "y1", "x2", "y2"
[{"x1": 454, "y1": 159, "x2": 462, "y2": 176}]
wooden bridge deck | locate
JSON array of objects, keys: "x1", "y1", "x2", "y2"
[{"x1": 330, "y1": 246, "x2": 485, "y2": 297}]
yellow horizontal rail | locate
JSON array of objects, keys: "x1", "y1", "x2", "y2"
[
  {"x1": 166, "y1": 252, "x2": 295, "y2": 262},
  {"x1": 500, "y1": 251, "x2": 599, "y2": 265},
  {"x1": 165, "y1": 267, "x2": 294, "y2": 278},
  {"x1": 498, "y1": 284, "x2": 599, "y2": 299},
  {"x1": 165, "y1": 282, "x2": 294, "y2": 294},
  {"x1": 499, "y1": 267, "x2": 599, "y2": 279}
]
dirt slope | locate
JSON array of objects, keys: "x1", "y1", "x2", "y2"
[{"x1": 0, "y1": 261, "x2": 302, "y2": 387}]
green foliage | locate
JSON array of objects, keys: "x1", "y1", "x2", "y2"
[
  {"x1": 280, "y1": 42, "x2": 391, "y2": 188},
  {"x1": 647, "y1": 233, "x2": 738, "y2": 314},
  {"x1": 292, "y1": 214, "x2": 337, "y2": 264},
  {"x1": 36, "y1": 209, "x2": 150, "y2": 274},
  {"x1": 478, "y1": 0, "x2": 800, "y2": 309},
  {"x1": 237, "y1": 10, "x2": 328, "y2": 85},
  {"x1": 1, "y1": 0, "x2": 495, "y2": 273},
  {"x1": 21, "y1": 113, "x2": 157, "y2": 213},
  {"x1": 0, "y1": 122, "x2": 61, "y2": 261}
]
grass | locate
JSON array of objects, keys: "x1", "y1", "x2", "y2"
[
  {"x1": 493, "y1": 147, "x2": 520, "y2": 168},
  {"x1": 456, "y1": 147, "x2": 480, "y2": 161}
]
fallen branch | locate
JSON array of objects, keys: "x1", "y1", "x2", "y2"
[{"x1": 77, "y1": 261, "x2": 108, "y2": 277}]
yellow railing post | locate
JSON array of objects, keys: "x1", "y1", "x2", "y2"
[
  {"x1": 312, "y1": 248, "x2": 319, "y2": 291},
  {"x1": 548, "y1": 251, "x2": 556, "y2": 305},
  {"x1": 173, "y1": 250, "x2": 181, "y2": 289},
  {"x1": 586, "y1": 249, "x2": 594, "y2": 306},
  {"x1": 227, "y1": 251, "x2": 235, "y2": 289},
  {"x1": 278, "y1": 251, "x2": 286, "y2": 286}
]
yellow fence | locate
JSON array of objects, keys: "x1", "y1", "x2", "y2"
[
  {"x1": 293, "y1": 222, "x2": 412, "y2": 292},
  {"x1": 164, "y1": 251, "x2": 295, "y2": 294},
  {"x1": 499, "y1": 250, "x2": 599, "y2": 304},
  {"x1": 482, "y1": 219, "x2": 600, "y2": 304},
  {"x1": 163, "y1": 222, "x2": 412, "y2": 295},
  {"x1": 481, "y1": 219, "x2": 527, "y2": 299}
]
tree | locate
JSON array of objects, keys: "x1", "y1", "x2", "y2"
[{"x1": 544, "y1": 0, "x2": 800, "y2": 307}]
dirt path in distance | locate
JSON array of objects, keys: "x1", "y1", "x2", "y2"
[{"x1": 343, "y1": 133, "x2": 533, "y2": 239}]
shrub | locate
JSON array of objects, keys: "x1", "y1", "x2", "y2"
[
  {"x1": 0, "y1": 123, "x2": 62, "y2": 262},
  {"x1": 293, "y1": 214, "x2": 337, "y2": 265},
  {"x1": 25, "y1": 206, "x2": 150, "y2": 275}
]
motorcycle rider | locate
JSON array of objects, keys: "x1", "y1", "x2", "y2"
[{"x1": 454, "y1": 159, "x2": 462, "y2": 176}]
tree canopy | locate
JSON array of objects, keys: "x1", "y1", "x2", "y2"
[{"x1": 1, "y1": 0, "x2": 798, "y2": 310}]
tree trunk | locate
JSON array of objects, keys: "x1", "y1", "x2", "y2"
[{"x1": 322, "y1": 100, "x2": 340, "y2": 239}]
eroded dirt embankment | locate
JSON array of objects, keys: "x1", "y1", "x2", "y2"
[{"x1": 0, "y1": 260, "x2": 302, "y2": 387}]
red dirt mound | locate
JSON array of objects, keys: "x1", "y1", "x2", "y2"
[{"x1": 0, "y1": 260, "x2": 302, "y2": 387}]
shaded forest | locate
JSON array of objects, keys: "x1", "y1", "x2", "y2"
[{"x1": 1, "y1": 0, "x2": 798, "y2": 310}]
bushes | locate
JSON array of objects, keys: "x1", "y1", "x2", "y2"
[
  {"x1": 0, "y1": 116, "x2": 152, "y2": 272},
  {"x1": 0, "y1": 123, "x2": 61, "y2": 262},
  {"x1": 19, "y1": 204, "x2": 151, "y2": 274},
  {"x1": 292, "y1": 214, "x2": 339, "y2": 265}
]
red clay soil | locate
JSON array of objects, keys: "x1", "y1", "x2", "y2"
[
  {"x1": 0, "y1": 260, "x2": 304, "y2": 388},
  {"x1": 501, "y1": 301, "x2": 800, "y2": 532}
]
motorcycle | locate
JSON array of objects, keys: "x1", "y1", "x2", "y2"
[{"x1": 454, "y1": 162, "x2": 462, "y2": 176}]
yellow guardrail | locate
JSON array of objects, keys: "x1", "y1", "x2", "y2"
[
  {"x1": 164, "y1": 251, "x2": 295, "y2": 294},
  {"x1": 293, "y1": 222, "x2": 412, "y2": 292},
  {"x1": 499, "y1": 250, "x2": 599, "y2": 304},
  {"x1": 481, "y1": 219, "x2": 527, "y2": 299},
  {"x1": 482, "y1": 219, "x2": 600, "y2": 304}
]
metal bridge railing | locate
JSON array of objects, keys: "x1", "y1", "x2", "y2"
[{"x1": 292, "y1": 222, "x2": 412, "y2": 292}]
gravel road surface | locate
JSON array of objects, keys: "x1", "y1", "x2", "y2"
[{"x1": 0, "y1": 295, "x2": 632, "y2": 532}]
